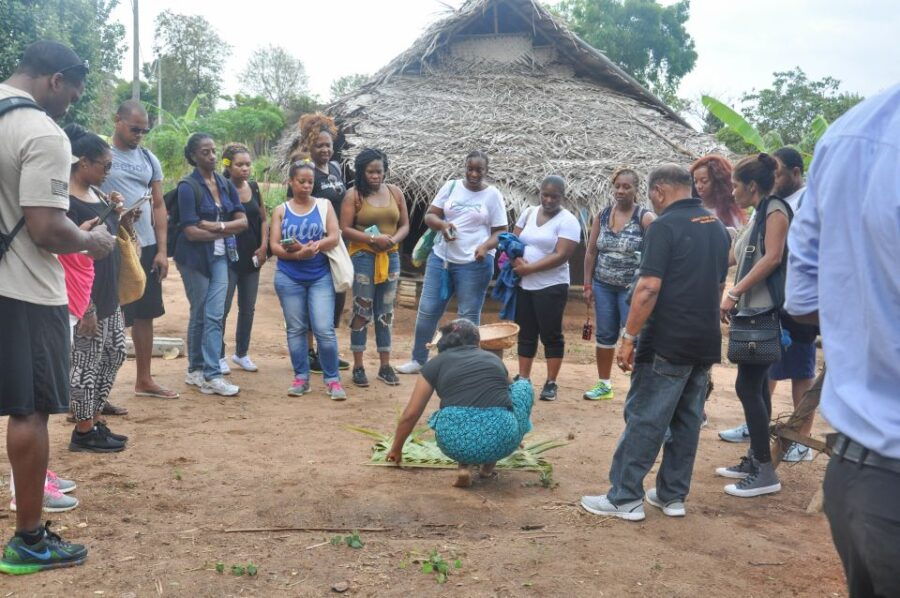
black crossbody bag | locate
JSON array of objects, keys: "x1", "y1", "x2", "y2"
[
  {"x1": 0, "y1": 97, "x2": 44, "y2": 265},
  {"x1": 726, "y1": 197, "x2": 793, "y2": 365}
]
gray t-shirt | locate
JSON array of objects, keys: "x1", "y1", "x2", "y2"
[
  {"x1": 101, "y1": 145, "x2": 162, "y2": 248},
  {"x1": 733, "y1": 199, "x2": 789, "y2": 310},
  {"x1": 420, "y1": 345, "x2": 512, "y2": 409}
]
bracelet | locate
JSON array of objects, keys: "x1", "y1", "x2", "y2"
[
  {"x1": 219, "y1": 222, "x2": 225, "y2": 232},
  {"x1": 726, "y1": 290, "x2": 740, "y2": 302},
  {"x1": 622, "y1": 331, "x2": 638, "y2": 342}
]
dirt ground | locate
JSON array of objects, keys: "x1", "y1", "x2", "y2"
[{"x1": 1, "y1": 265, "x2": 845, "y2": 597}]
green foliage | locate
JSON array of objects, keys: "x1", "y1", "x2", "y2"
[
  {"x1": 330, "y1": 73, "x2": 369, "y2": 100},
  {"x1": 555, "y1": 0, "x2": 696, "y2": 100},
  {"x1": 144, "y1": 11, "x2": 231, "y2": 116},
  {"x1": 239, "y1": 45, "x2": 308, "y2": 109},
  {"x1": 145, "y1": 95, "x2": 205, "y2": 181},
  {"x1": 702, "y1": 95, "x2": 830, "y2": 168},
  {"x1": 199, "y1": 96, "x2": 284, "y2": 156},
  {"x1": 740, "y1": 67, "x2": 862, "y2": 146},
  {"x1": 0, "y1": 0, "x2": 126, "y2": 130},
  {"x1": 419, "y1": 550, "x2": 459, "y2": 585},
  {"x1": 330, "y1": 532, "x2": 364, "y2": 549}
]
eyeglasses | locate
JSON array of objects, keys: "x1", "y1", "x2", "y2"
[
  {"x1": 93, "y1": 159, "x2": 113, "y2": 173},
  {"x1": 129, "y1": 126, "x2": 151, "y2": 135}
]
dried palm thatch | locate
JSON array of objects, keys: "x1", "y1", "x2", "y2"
[
  {"x1": 348, "y1": 425, "x2": 566, "y2": 479},
  {"x1": 276, "y1": 0, "x2": 725, "y2": 221}
]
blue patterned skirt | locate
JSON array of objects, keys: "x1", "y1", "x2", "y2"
[{"x1": 428, "y1": 378, "x2": 534, "y2": 465}]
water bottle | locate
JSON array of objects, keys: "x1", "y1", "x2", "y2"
[{"x1": 225, "y1": 235, "x2": 239, "y2": 263}]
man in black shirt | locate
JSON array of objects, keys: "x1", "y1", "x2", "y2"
[{"x1": 581, "y1": 164, "x2": 730, "y2": 521}]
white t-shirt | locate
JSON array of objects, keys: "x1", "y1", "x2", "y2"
[
  {"x1": 0, "y1": 84, "x2": 71, "y2": 305},
  {"x1": 431, "y1": 179, "x2": 508, "y2": 264},
  {"x1": 515, "y1": 206, "x2": 581, "y2": 291},
  {"x1": 783, "y1": 186, "x2": 806, "y2": 212}
]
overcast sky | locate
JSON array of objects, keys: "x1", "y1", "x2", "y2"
[{"x1": 113, "y1": 0, "x2": 900, "y2": 115}]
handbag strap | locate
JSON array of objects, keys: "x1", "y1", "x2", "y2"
[{"x1": 736, "y1": 196, "x2": 794, "y2": 307}]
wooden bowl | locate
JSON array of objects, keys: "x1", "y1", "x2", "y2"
[{"x1": 429, "y1": 322, "x2": 520, "y2": 351}]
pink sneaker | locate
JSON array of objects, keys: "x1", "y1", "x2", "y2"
[
  {"x1": 10, "y1": 480, "x2": 79, "y2": 513},
  {"x1": 288, "y1": 376, "x2": 310, "y2": 396},
  {"x1": 46, "y1": 470, "x2": 76, "y2": 494},
  {"x1": 327, "y1": 381, "x2": 347, "y2": 401}
]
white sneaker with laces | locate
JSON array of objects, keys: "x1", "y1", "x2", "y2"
[
  {"x1": 185, "y1": 370, "x2": 204, "y2": 387},
  {"x1": 580, "y1": 494, "x2": 645, "y2": 521},
  {"x1": 396, "y1": 360, "x2": 423, "y2": 375},
  {"x1": 231, "y1": 354, "x2": 258, "y2": 372},
  {"x1": 645, "y1": 488, "x2": 686, "y2": 517},
  {"x1": 201, "y1": 377, "x2": 240, "y2": 396},
  {"x1": 219, "y1": 358, "x2": 232, "y2": 375},
  {"x1": 782, "y1": 443, "x2": 814, "y2": 462}
]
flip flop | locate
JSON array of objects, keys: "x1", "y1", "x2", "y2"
[
  {"x1": 134, "y1": 389, "x2": 180, "y2": 399},
  {"x1": 101, "y1": 402, "x2": 129, "y2": 416}
]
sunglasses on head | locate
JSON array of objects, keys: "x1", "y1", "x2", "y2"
[{"x1": 57, "y1": 61, "x2": 90, "y2": 77}]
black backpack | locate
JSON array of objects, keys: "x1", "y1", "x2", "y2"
[
  {"x1": 0, "y1": 97, "x2": 44, "y2": 264},
  {"x1": 164, "y1": 176, "x2": 203, "y2": 256}
]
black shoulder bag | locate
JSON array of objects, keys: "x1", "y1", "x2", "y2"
[
  {"x1": 726, "y1": 197, "x2": 793, "y2": 365},
  {"x1": 0, "y1": 97, "x2": 44, "y2": 265}
]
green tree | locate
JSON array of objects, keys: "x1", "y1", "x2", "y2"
[
  {"x1": 739, "y1": 67, "x2": 863, "y2": 146},
  {"x1": 143, "y1": 11, "x2": 231, "y2": 116},
  {"x1": 145, "y1": 95, "x2": 204, "y2": 181},
  {"x1": 199, "y1": 95, "x2": 285, "y2": 156},
  {"x1": 238, "y1": 45, "x2": 308, "y2": 109},
  {"x1": 555, "y1": 0, "x2": 696, "y2": 104},
  {"x1": 329, "y1": 73, "x2": 369, "y2": 101},
  {"x1": 0, "y1": 0, "x2": 126, "y2": 130}
]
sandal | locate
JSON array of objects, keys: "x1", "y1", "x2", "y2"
[{"x1": 101, "y1": 402, "x2": 129, "y2": 416}]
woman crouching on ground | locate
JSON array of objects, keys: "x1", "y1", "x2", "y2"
[
  {"x1": 270, "y1": 160, "x2": 347, "y2": 400},
  {"x1": 386, "y1": 319, "x2": 534, "y2": 487}
]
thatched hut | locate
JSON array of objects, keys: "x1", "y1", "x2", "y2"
[{"x1": 278, "y1": 0, "x2": 723, "y2": 280}]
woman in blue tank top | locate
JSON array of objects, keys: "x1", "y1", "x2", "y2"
[{"x1": 269, "y1": 161, "x2": 347, "y2": 399}]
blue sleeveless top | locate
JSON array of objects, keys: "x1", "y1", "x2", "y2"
[{"x1": 277, "y1": 201, "x2": 329, "y2": 282}]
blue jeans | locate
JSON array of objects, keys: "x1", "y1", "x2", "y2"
[
  {"x1": 607, "y1": 353, "x2": 710, "y2": 504},
  {"x1": 274, "y1": 269, "x2": 339, "y2": 383},
  {"x1": 411, "y1": 251, "x2": 494, "y2": 365},
  {"x1": 350, "y1": 251, "x2": 400, "y2": 353},
  {"x1": 221, "y1": 268, "x2": 260, "y2": 359},
  {"x1": 179, "y1": 255, "x2": 229, "y2": 380},
  {"x1": 593, "y1": 280, "x2": 630, "y2": 348}
]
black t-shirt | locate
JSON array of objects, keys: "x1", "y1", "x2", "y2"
[
  {"x1": 420, "y1": 345, "x2": 512, "y2": 409},
  {"x1": 636, "y1": 198, "x2": 731, "y2": 365},
  {"x1": 287, "y1": 162, "x2": 346, "y2": 213},
  {"x1": 233, "y1": 181, "x2": 263, "y2": 274},
  {"x1": 67, "y1": 194, "x2": 122, "y2": 320}
]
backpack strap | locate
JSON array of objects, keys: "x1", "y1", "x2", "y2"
[
  {"x1": 248, "y1": 180, "x2": 262, "y2": 207},
  {"x1": 0, "y1": 97, "x2": 43, "y2": 119}
]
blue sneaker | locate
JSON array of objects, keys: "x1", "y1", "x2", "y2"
[
  {"x1": 718, "y1": 423, "x2": 750, "y2": 443},
  {"x1": 0, "y1": 522, "x2": 87, "y2": 575},
  {"x1": 782, "y1": 443, "x2": 814, "y2": 462}
]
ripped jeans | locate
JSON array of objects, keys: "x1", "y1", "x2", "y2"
[{"x1": 350, "y1": 250, "x2": 400, "y2": 353}]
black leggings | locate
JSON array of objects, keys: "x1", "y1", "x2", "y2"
[
  {"x1": 735, "y1": 363, "x2": 773, "y2": 462},
  {"x1": 514, "y1": 284, "x2": 568, "y2": 359}
]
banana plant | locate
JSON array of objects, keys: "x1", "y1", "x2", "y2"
[
  {"x1": 144, "y1": 95, "x2": 206, "y2": 182},
  {"x1": 701, "y1": 95, "x2": 829, "y2": 168}
]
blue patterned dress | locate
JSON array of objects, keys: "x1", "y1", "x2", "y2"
[{"x1": 428, "y1": 378, "x2": 534, "y2": 464}]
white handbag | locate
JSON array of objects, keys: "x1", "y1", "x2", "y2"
[{"x1": 315, "y1": 198, "x2": 353, "y2": 293}]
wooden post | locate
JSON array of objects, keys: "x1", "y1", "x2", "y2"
[{"x1": 771, "y1": 365, "x2": 827, "y2": 470}]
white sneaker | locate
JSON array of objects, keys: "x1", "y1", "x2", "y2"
[
  {"x1": 396, "y1": 360, "x2": 423, "y2": 374},
  {"x1": 201, "y1": 377, "x2": 239, "y2": 396},
  {"x1": 185, "y1": 370, "x2": 204, "y2": 387},
  {"x1": 782, "y1": 443, "x2": 814, "y2": 462},
  {"x1": 231, "y1": 354, "x2": 258, "y2": 372},
  {"x1": 580, "y1": 494, "x2": 645, "y2": 521},
  {"x1": 219, "y1": 358, "x2": 232, "y2": 375},
  {"x1": 645, "y1": 488, "x2": 686, "y2": 517}
]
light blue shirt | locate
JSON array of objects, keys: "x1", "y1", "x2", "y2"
[
  {"x1": 785, "y1": 83, "x2": 900, "y2": 459},
  {"x1": 101, "y1": 146, "x2": 163, "y2": 248}
]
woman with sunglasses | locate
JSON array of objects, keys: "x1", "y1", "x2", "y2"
[{"x1": 63, "y1": 124, "x2": 137, "y2": 453}]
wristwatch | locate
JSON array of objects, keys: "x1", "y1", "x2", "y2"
[{"x1": 622, "y1": 331, "x2": 639, "y2": 343}]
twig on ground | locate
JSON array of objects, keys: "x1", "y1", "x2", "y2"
[
  {"x1": 224, "y1": 526, "x2": 392, "y2": 534},
  {"x1": 749, "y1": 561, "x2": 786, "y2": 566},
  {"x1": 304, "y1": 541, "x2": 330, "y2": 550}
]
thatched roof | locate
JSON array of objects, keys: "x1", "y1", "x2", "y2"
[{"x1": 278, "y1": 0, "x2": 724, "y2": 219}]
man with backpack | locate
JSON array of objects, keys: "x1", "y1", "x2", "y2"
[
  {"x1": 101, "y1": 100, "x2": 178, "y2": 401},
  {"x1": 0, "y1": 41, "x2": 116, "y2": 574}
]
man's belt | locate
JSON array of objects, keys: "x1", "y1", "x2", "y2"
[{"x1": 827, "y1": 433, "x2": 900, "y2": 475}]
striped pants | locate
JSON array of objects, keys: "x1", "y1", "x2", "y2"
[{"x1": 70, "y1": 308, "x2": 126, "y2": 422}]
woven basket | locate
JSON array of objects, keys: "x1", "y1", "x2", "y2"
[
  {"x1": 428, "y1": 321, "x2": 520, "y2": 351},
  {"x1": 117, "y1": 226, "x2": 146, "y2": 305}
]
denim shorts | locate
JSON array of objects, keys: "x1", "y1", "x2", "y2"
[
  {"x1": 769, "y1": 340, "x2": 816, "y2": 380},
  {"x1": 592, "y1": 280, "x2": 630, "y2": 348}
]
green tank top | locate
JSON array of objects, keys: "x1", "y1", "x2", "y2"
[{"x1": 353, "y1": 188, "x2": 401, "y2": 237}]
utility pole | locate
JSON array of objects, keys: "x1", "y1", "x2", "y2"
[
  {"x1": 132, "y1": 0, "x2": 140, "y2": 100},
  {"x1": 156, "y1": 58, "x2": 163, "y2": 125}
]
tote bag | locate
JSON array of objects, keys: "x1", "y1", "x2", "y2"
[{"x1": 315, "y1": 198, "x2": 353, "y2": 293}]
